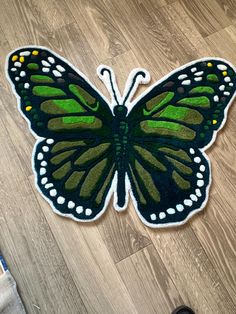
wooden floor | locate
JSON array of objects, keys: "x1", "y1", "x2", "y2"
[{"x1": 0, "y1": 0, "x2": 236, "y2": 313}]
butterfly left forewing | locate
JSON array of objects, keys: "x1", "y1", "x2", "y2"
[
  {"x1": 7, "y1": 47, "x2": 113, "y2": 139},
  {"x1": 127, "y1": 58, "x2": 236, "y2": 227}
]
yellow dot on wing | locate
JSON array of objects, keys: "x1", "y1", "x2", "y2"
[
  {"x1": 222, "y1": 71, "x2": 227, "y2": 76},
  {"x1": 12, "y1": 55, "x2": 18, "y2": 61},
  {"x1": 26, "y1": 106, "x2": 32, "y2": 111},
  {"x1": 19, "y1": 56, "x2": 25, "y2": 63},
  {"x1": 207, "y1": 62, "x2": 213, "y2": 67},
  {"x1": 32, "y1": 50, "x2": 39, "y2": 56},
  {"x1": 212, "y1": 119, "x2": 217, "y2": 125}
]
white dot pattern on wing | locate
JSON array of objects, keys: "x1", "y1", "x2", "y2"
[
  {"x1": 172, "y1": 62, "x2": 235, "y2": 103},
  {"x1": 194, "y1": 77, "x2": 202, "y2": 82},
  {"x1": 10, "y1": 50, "x2": 70, "y2": 86},
  {"x1": 149, "y1": 147, "x2": 208, "y2": 222},
  {"x1": 37, "y1": 139, "x2": 95, "y2": 218},
  {"x1": 20, "y1": 51, "x2": 30, "y2": 56}
]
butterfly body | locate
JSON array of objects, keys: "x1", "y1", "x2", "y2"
[
  {"x1": 6, "y1": 47, "x2": 236, "y2": 228},
  {"x1": 107, "y1": 105, "x2": 128, "y2": 208}
]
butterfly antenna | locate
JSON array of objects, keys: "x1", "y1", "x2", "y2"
[
  {"x1": 100, "y1": 68, "x2": 120, "y2": 106},
  {"x1": 122, "y1": 71, "x2": 147, "y2": 106}
]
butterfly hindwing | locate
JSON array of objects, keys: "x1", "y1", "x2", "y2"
[
  {"x1": 34, "y1": 137, "x2": 116, "y2": 220},
  {"x1": 7, "y1": 47, "x2": 113, "y2": 139},
  {"x1": 127, "y1": 58, "x2": 236, "y2": 226},
  {"x1": 128, "y1": 142, "x2": 210, "y2": 226}
]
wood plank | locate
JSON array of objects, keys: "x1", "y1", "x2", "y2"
[
  {"x1": 206, "y1": 26, "x2": 236, "y2": 63},
  {"x1": 0, "y1": 0, "x2": 73, "y2": 46},
  {"x1": 65, "y1": 0, "x2": 130, "y2": 61},
  {"x1": 104, "y1": 0, "x2": 185, "y2": 73},
  {"x1": 159, "y1": 1, "x2": 213, "y2": 57},
  {"x1": 147, "y1": 0, "x2": 177, "y2": 9},
  {"x1": 215, "y1": 0, "x2": 236, "y2": 24},
  {"x1": 25, "y1": 0, "x2": 74, "y2": 30},
  {"x1": 148, "y1": 225, "x2": 236, "y2": 313},
  {"x1": 180, "y1": 0, "x2": 231, "y2": 37},
  {"x1": 98, "y1": 200, "x2": 151, "y2": 263},
  {"x1": 117, "y1": 244, "x2": 183, "y2": 314}
]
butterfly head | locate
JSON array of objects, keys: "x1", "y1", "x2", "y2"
[{"x1": 113, "y1": 104, "x2": 128, "y2": 117}]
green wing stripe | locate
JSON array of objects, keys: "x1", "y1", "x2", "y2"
[
  {"x1": 65, "y1": 171, "x2": 85, "y2": 191},
  {"x1": 80, "y1": 158, "x2": 108, "y2": 199},
  {"x1": 41, "y1": 99, "x2": 86, "y2": 114},
  {"x1": 48, "y1": 117, "x2": 102, "y2": 131},
  {"x1": 50, "y1": 150, "x2": 76, "y2": 165},
  {"x1": 159, "y1": 105, "x2": 203, "y2": 124},
  {"x1": 177, "y1": 96, "x2": 210, "y2": 108},
  {"x1": 172, "y1": 170, "x2": 191, "y2": 190},
  {"x1": 30, "y1": 75, "x2": 54, "y2": 83},
  {"x1": 27, "y1": 63, "x2": 39, "y2": 70},
  {"x1": 52, "y1": 161, "x2": 71, "y2": 180},
  {"x1": 207, "y1": 74, "x2": 218, "y2": 82},
  {"x1": 134, "y1": 160, "x2": 160, "y2": 202},
  {"x1": 69, "y1": 84, "x2": 99, "y2": 111},
  {"x1": 75, "y1": 143, "x2": 111, "y2": 167},
  {"x1": 95, "y1": 164, "x2": 115, "y2": 205},
  {"x1": 134, "y1": 145, "x2": 166, "y2": 171},
  {"x1": 140, "y1": 121, "x2": 196, "y2": 140},
  {"x1": 166, "y1": 156, "x2": 193, "y2": 175},
  {"x1": 189, "y1": 86, "x2": 214, "y2": 94},
  {"x1": 158, "y1": 147, "x2": 191, "y2": 162},
  {"x1": 32, "y1": 86, "x2": 66, "y2": 97},
  {"x1": 129, "y1": 165, "x2": 147, "y2": 205},
  {"x1": 143, "y1": 92, "x2": 174, "y2": 116},
  {"x1": 62, "y1": 116, "x2": 95, "y2": 124},
  {"x1": 51, "y1": 141, "x2": 86, "y2": 153}
]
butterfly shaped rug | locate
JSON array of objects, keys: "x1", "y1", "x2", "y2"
[{"x1": 6, "y1": 47, "x2": 236, "y2": 228}]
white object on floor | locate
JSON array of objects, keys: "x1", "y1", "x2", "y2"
[{"x1": 0, "y1": 258, "x2": 26, "y2": 314}]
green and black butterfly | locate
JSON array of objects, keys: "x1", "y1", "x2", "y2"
[{"x1": 6, "y1": 47, "x2": 236, "y2": 228}]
